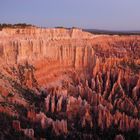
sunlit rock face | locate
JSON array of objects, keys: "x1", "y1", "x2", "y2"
[
  {"x1": 0, "y1": 26, "x2": 140, "y2": 140},
  {"x1": 0, "y1": 27, "x2": 94, "y2": 64},
  {"x1": 0, "y1": 27, "x2": 95, "y2": 87}
]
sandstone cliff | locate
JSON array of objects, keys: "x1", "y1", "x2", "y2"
[{"x1": 0, "y1": 27, "x2": 94, "y2": 65}]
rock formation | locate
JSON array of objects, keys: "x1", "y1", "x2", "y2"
[{"x1": 0, "y1": 26, "x2": 140, "y2": 139}]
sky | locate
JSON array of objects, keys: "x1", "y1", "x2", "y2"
[{"x1": 0, "y1": 0, "x2": 140, "y2": 30}]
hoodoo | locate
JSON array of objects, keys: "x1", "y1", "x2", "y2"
[{"x1": 0, "y1": 26, "x2": 140, "y2": 139}]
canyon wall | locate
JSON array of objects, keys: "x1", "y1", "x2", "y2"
[
  {"x1": 0, "y1": 27, "x2": 140, "y2": 88},
  {"x1": 0, "y1": 27, "x2": 95, "y2": 71}
]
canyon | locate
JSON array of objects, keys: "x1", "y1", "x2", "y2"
[{"x1": 0, "y1": 26, "x2": 140, "y2": 140}]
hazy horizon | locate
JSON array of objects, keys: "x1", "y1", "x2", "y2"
[{"x1": 0, "y1": 0, "x2": 140, "y2": 31}]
